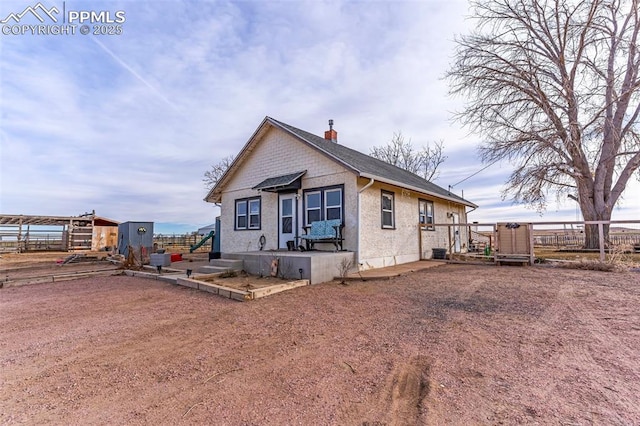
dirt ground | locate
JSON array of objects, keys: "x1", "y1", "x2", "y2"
[
  {"x1": 198, "y1": 272, "x2": 295, "y2": 292},
  {"x1": 1, "y1": 262, "x2": 639, "y2": 425},
  {"x1": 0, "y1": 252, "x2": 118, "y2": 283}
]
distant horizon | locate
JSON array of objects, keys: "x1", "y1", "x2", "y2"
[{"x1": 2, "y1": 207, "x2": 638, "y2": 237}]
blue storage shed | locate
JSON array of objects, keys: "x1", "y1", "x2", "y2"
[{"x1": 118, "y1": 221, "x2": 154, "y2": 258}]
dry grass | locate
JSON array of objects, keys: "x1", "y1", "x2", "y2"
[
  {"x1": 549, "y1": 244, "x2": 639, "y2": 272},
  {"x1": 555, "y1": 259, "x2": 622, "y2": 272}
]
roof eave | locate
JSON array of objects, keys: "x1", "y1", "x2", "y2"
[
  {"x1": 204, "y1": 117, "x2": 274, "y2": 204},
  {"x1": 94, "y1": 216, "x2": 121, "y2": 226},
  {"x1": 204, "y1": 191, "x2": 221, "y2": 203},
  {"x1": 359, "y1": 173, "x2": 478, "y2": 208},
  {"x1": 204, "y1": 117, "x2": 478, "y2": 209}
]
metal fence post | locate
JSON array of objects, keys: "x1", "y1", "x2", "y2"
[{"x1": 598, "y1": 222, "x2": 605, "y2": 262}]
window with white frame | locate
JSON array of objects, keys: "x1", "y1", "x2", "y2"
[
  {"x1": 325, "y1": 188, "x2": 342, "y2": 221},
  {"x1": 235, "y1": 197, "x2": 261, "y2": 230},
  {"x1": 381, "y1": 190, "x2": 395, "y2": 229},
  {"x1": 419, "y1": 199, "x2": 434, "y2": 230},
  {"x1": 305, "y1": 191, "x2": 322, "y2": 225},
  {"x1": 304, "y1": 185, "x2": 343, "y2": 225}
]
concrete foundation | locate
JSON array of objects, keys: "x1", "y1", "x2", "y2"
[{"x1": 222, "y1": 251, "x2": 355, "y2": 284}]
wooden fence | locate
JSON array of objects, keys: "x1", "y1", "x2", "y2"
[{"x1": 425, "y1": 220, "x2": 640, "y2": 263}]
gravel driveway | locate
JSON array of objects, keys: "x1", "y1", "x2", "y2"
[{"x1": 1, "y1": 264, "x2": 639, "y2": 425}]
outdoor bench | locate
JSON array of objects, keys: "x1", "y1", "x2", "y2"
[{"x1": 301, "y1": 219, "x2": 344, "y2": 251}]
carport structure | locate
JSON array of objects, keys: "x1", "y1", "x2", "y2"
[{"x1": 0, "y1": 212, "x2": 119, "y2": 252}]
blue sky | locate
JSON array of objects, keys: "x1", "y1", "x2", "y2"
[{"x1": 1, "y1": 0, "x2": 638, "y2": 234}]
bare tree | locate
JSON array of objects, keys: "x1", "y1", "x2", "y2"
[
  {"x1": 447, "y1": 0, "x2": 640, "y2": 248},
  {"x1": 203, "y1": 155, "x2": 234, "y2": 190},
  {"x1": 370, "y1": 132, "x2": 447, "y2": 181}
]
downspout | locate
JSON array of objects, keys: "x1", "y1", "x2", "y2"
[
  {"x1": 464, "y1": 206, "x2": 477, "y2": 253},
  {"x1": 357, "y1": 178, "x2": 375, "y2": 269},
  {"x1": 464, "y1": 205, "x2": 477, "y2": 225}
]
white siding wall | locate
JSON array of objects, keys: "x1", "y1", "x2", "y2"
[
  {"x1": 220, "y1": 127, "x2": 358, "y2": 253},
  {"x1": 419, "y1": 203, "x2": 469, "y2": 259},
  {"x1": 358, "y1": 179, "x2": 469, "y2": 269}
]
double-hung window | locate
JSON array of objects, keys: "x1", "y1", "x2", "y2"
[
  {"x1": 304, "y1": 185, "x2": 343, "y2": 225},
  {"x1": 381, "y1": 190, "x2": 395, "y2": 229},
  {"x1": 324, "y1": 188, "x2": 342, "y2": 220},
  {"x1": 419, "y1": 199, "x2": 434, "y2": 230},
  {"x1": 305, "y1": 191, "x2": 322, "y2": 224},
  {"x1": 235, "y1": 197, "x2": 261, "y2": 230}
]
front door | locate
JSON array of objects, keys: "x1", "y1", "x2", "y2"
[{"x1": 279, "y1": 193, "x2": 296, "y2": 249}]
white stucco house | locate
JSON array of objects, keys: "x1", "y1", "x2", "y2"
[{"x1": 205, "y1": 117, "x2": 477, "y2": 273}]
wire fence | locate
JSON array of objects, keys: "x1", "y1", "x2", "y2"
[
  {"x1": 0, "y1": 233, "x2": 214, "y2": 253},
  {"x1": 533, "y1": 230, "x2": 640, "y2": 248},
  {"x1": 153, "y1": 234, "x2": 212, "y2": 253}
]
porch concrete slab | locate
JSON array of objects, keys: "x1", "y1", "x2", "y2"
[
  {"x1": 347, "y1": 260, "x2": 445, "y2": 281},
  {"x1": 223, "y1": 251, "x2": 355, "y2": 284},
  {"x1": 196, "y1": 265, "x2": 234, "y2": 274},
  {"x1": 168, "y1": 259, "x2": 211, "y2": 272},
  {"x1": 209, "y1": 259, "x2": 243, "y2": 269}
]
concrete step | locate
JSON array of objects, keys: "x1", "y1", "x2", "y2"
[
  {"x1": 196, "y1": 265, "x2": 239, "y2": 274},
  {"x1": 209, "y1": 259, "x2": 243, "y2": 269}
]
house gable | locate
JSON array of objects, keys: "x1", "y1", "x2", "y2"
[
  {"x1": 213, "y1": 124, "x2": 358, "y2": 253},
  {"x1": 221, "y1": 125, "x2": 352, "y2": 194}
]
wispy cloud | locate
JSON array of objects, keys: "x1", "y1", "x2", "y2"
[{"x1": 89, "y1": 36, "x2": 177, "y2": 110}]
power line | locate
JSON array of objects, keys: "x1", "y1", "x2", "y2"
[{"x1": 450, "y1": 157, "x2": 502, "y2": 188}]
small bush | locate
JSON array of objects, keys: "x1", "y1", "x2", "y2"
[{"x1": 337, "y1": 258, "x2": 354, "y2": 285}]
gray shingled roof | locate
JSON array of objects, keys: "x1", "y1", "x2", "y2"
[
  {"x1": 268, "y1": 117, "x2": 476, "y2": 207},
  {"x1": 252, "y1": 170, "x2": 306, "y2": 191}
]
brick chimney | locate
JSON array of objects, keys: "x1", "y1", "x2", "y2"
[{"x1": 324, "y1": 119, "x2": 337, "y2": 143}]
